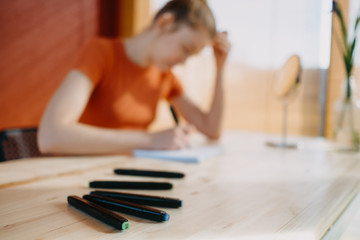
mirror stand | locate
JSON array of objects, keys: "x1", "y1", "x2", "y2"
[{"x1": 266, "y1": 100, "x2": 299, "y2": 149}]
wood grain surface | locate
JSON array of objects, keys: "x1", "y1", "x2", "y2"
[{"x1": 0, "y1": 131, "x2": 359, "y2": 239}]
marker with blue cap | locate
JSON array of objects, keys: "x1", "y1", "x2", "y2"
[{"x1": 83, "y1": 194, "x2": 170, "y2": 222}]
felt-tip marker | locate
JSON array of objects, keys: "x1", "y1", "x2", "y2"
[
  {"x1": 114, "y1": 168, "x2": 185, "y2": 178},
  {"x1": 170, "y1": 105, "x2": 179, "y2": 125},
  {"x1": 90, "y1": 190, "x2": 182, "y2": 208},
  {"x1": 67, "y1": 195, "x2": 130, "y2": 230},
  {"x1": 83, "y1": 194, "x2": 170, "y2": 222},
  {"x1": 89, "y1": 181, "x2": 173, "y2": 190}
]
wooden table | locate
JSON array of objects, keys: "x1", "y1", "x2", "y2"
[{"x1": 0, "y1": 131, "x2": 360, "y2": 240}]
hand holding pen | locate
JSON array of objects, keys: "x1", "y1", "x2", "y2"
[
  {"x1": 148, "y1": 105, "x2": 192, "y2": 150},
  {"x1": 149, "y1": 127, "x2": 190, "y2": 150}
]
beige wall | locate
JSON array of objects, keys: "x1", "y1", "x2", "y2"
[{"x1": 150, "y1": 55, "x2": 322, "y2": 137}]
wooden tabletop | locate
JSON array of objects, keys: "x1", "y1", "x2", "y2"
[{"x1": 0, "y1": 131, "x2": 360, "y2": 240}]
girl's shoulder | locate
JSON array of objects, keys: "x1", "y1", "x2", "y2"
[{"x1": 80, "y1": 37, "x2": 124, "y2": 63}]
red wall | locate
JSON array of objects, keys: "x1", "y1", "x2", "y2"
[{"x1": 0, "y1": 0, "x2": 98, "y2": 129}]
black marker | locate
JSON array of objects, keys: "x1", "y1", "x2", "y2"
[
  {"x1": 67, "y1": 195, "x2": 130, "y2": 230},
  {"x1": 170, "y1": 105, "x2": 179, "y2": 125},
  {"x1": 90, "y1": 190, "x2": 182, "y2": 208},
  {"x1": 114, "y1": 168, "x2": 185, "y2": 179},
  {"x1": 83, "y1": 194, "x2": 170, "y2": 222},
  {"x1": 89, "y1": 181, "x2": 173, "y2": 190}
]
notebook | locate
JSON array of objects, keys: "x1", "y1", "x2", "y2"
[{"x1": 133, "y1": 145, "x2": 224, "y2": 163}]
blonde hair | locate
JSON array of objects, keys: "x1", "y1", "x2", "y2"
[{"x1": 154, "y1": 0, "x2": 217, "y2": 39}]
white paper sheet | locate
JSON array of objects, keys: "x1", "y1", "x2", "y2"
[{"x1": 133, "y1": 145, "x2": 224, "y2": 163}]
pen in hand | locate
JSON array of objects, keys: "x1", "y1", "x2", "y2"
[
  {"x1": 170, "y1": 105, "x2": 179, "y2": 125},
  {"x1": 169, "y1": 105, "x2": 192, "y2": 149}
]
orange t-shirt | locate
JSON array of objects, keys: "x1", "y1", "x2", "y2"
[{"x1": 74, "y1": 38, "x2": 184, "y2": 130}]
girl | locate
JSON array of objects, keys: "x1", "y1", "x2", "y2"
[{"x1": 38, "y1": 0, "x2": 231, "y2": 155}]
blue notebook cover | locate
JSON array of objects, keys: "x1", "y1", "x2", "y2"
[{"x1": 133, "y1": 145, "x2": 224, "y2": 163}]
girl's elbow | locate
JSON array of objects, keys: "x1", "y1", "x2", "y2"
[
  {"x1": 202, "y1": 124, "x2": 222, "y2": 139},
  {"x1": 38, "y1": 133, "x2": 54, "y2": 154},
  {"x1": 207, "y1": 131, "x2": 221, "y2": 140},
  {"x1": 203, "y1": 120, "x2": 222, "y2": 140},
  {"x1": 37, "y1": 126, "x2": 60, "y2": 154}
]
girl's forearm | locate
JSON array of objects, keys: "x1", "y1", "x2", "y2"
[
  {"x1": 204, "y1": 69, "x2": 224, "y2": 139},
  {"x1": 38, "y1": 123, "x2": 151, "y2": 155}
]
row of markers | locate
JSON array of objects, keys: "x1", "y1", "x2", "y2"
[{"x1": 67, "y1": 168, "x2": 184, "y2": 230}]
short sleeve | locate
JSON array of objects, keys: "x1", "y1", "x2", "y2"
[
  {"x1": 73, "y1": 38, "x2": 110, "y2": 86},
  {"x1": 163, "y1": 71, "x2": 184, "y2": 101}
]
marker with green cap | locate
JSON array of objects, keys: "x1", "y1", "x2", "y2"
[{"x1": 67, "y1": 195, "x2": 130, "y2": 230}]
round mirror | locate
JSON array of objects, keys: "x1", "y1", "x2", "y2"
[{"x1": 274, "y1": 55, "x2": 301, "y2": 99}]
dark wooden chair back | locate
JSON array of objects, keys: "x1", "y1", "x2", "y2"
[{"x1": 0, "y1": 127, "x2": 41, "y2": 162}]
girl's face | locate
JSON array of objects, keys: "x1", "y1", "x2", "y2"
[{"x1": 150, "y1": 21, "x2": 211, "y2": 71}]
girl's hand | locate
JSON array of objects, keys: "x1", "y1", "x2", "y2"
[
  {"x1": 149, "y1": 126, "x2": 191, "y2": 150},
  {"x1": 213, "y1": 32, "x2": 231, "y2": 71}
]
